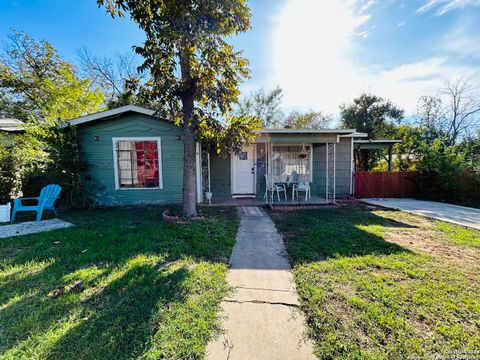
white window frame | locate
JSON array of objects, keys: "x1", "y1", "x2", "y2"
[
  {"x1": 271, "y1": 143, "x2": 313, "y2": 182},
  {"x1": 112, "y1": 137, "x2": 163, "y2": 190}
]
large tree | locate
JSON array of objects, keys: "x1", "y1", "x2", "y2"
[
  {"x1": 340, "y1": 93, "x2": 404, "y2": 170},
  {"x1": 0, "y1": 31, "x2": 106, "y2": 203},
  {"x1": 415, "y1": 79, "x2": 480, "y2": 146},
  {"x1": 98, "y1": 0, "x2": 259, "y2": 216},
  {"x1": 284, "y1": 110, "x2": 331, "y2": 129},
  {"x1": 238, "y1": 86, "x2": 284, "y2": 128},
  {"x1": 78, "y1": 48, "x2": 151, "y2": 109},
  {"x1": 340, "y1": 93, "x2": 404, "y2": 138},
  {"x1": 0, "y1": 30, "x2": 104, "y2": 122},
  {"x1": 414, "y1": 95, "x2": 447, "y2": 143},
  {"x1": 441, "y1": 78, "x2": 480, "y2": 145}
]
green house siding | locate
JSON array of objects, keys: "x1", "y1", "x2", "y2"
[
  {"x1": 209, "y1": 153, "x2": 231, "y2": 199},
  {"x1": 311, "y1": 138, "x2": 352, "y2": 197},
  {"x1": 255, "y1": 143, "x2": 267, "y2": 199},
  {"x1": 77, "y1": 113, "x2": 184, "y2": 206},
  {"x1": 312, "y1": 144, "x2": 326, "y2": 197}
]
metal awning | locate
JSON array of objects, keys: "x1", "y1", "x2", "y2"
[
  {"x1": 0, "y1": 118, "x2": 24, "y2": 132},
  {"x1": 354, "y1": 139, "x2": 401, "y2": 150}
]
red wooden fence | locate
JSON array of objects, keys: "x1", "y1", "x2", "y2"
[{"x1": 354, "y1": 171, "x2": 418, "y2": 198}]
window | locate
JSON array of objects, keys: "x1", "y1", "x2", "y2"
[
  {"x1": 238, "y1": 151, "x2": 248, "y2": 160},
  {"x1": 113, "y1": 138, "x2": 162, "y2": 189},
  {"x1": 271, "y1": 145, "x2": 312, "y2": 182}
]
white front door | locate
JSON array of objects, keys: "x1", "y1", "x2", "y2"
[{"x1": 232, "y1": 146, "x2": 255, "y2": 195}]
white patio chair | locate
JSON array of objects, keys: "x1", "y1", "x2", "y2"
[
  {"x1": 293, "y1": 181, "x2": 311, "y2": 201},
  {"x1": 264, "y1": 174, "x2": 287, "y2": 203}
]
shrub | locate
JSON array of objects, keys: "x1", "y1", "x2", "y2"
[
  {"x1": 0, "y1": 138, "x2": 17, "y2": 203},
  {"x1": 17, "y1": 124, "x2": 95, "y2": 208},
  {"x1": 417, "y1": 139, "x2": 480, "y2": 206}
]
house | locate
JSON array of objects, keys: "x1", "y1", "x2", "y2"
[{"x1": 66, "y1": 105, "x2": 370, "y2": 206}]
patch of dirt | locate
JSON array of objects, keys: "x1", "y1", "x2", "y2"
[
  {"x1": 323, "y1": 291, "x2": 373, "y2": 351},
  {"x1": 48, "y1": 280, "x2": 84, "y2": 298},
  {"x1": 384, "y1": 226, "x2": 480, "y2": 271}
]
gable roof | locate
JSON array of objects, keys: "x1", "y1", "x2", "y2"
[
  {"x1": 64, "y1": 105, "x2": 156, "y2": 127},
  {"x1": 0, "y1": 118, "x2": 24, "y2": 132},
  {"x1": 64, "y1": 106, "x2": 368, "y2": 138}
]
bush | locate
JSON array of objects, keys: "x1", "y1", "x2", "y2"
[
  {"x1": 417, "y1": 139, "x2": 480, "y2": 207},
  {"x1": 17, "y1": 124, "x2": 95, "y2": 208},
  {"x1": 0, "y1": 140, "x2": 17, "y2": 203}
]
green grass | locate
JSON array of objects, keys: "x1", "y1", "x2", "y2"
[
  {"x1": 271, "y1": 206, "x2": 480, "y2": 360},
  {"x1": 435, "y1": 221, "x2": 480, "y2": 248},
  {"x1": 0, "y1": 206, "x2": 239, "y2": 360}
]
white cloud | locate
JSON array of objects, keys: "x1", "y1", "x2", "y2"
[
  {"x1": 417, "y1": 0, "x2": 480, "y2": 15},
  {"x1": 273, "y1": 0, "x2": 478, "y2": 115},
  {"x1": 397, "y1": 20, "x2": 406, "y2": 26},
  {"x1": 359, "y1": 0, "x2": 378, "y2": 13},
  {"x1": 357, "y1": 30, "x2": 369, "y2": 38},
  {"x1": 438, "y1": 19, "x2": 480, "y2": 60},
  {"x1": 273, "y1": 0, "x2": 369, "y2": 114}
]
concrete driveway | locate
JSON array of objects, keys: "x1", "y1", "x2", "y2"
[{"x1": 361, "y1": 198, "x2": 480, "y2": 230}]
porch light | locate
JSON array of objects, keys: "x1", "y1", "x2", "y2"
[{"x1": 298, "y1": 143, "x2": 309, "y2": 159}]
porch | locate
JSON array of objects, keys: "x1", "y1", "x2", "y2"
[
  {"x1": 200, "y1": 129, "x2": 361, "y2": 205},
  {"x1": 209, "y1": 195, "x2": 331, "y2": 206}
]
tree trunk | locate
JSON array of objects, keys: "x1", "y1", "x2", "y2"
[
  {"x1": 178, "y1": 39, "x2": 198, "y2": 217},
  {"x1": 181, "y1": 95, "x2": 197, "y2": 217}
]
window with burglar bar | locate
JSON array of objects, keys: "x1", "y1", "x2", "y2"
[
  {"x1": 114, "y1": 138, "x2": 161, "y2": 189},
  {"x1": 271, "y1": 145, "x2": 312, "y2": 182}
]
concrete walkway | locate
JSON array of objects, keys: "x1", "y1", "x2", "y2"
[
  {"x1": 361, "y1": 198, "x2": 480, "y2": 230},
  {"x1": 206, "y1": 207, "x2": 314, "y2": 360},
  {"x1": 0, "y1": 218, "x2": 74, "y2": 238}
]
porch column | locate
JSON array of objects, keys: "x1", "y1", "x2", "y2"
[
  {"x1": 326, "y1": 142, "x2": 336, "y2": 203},
  {"x1": 266, "y1": 140, "x2": 273, "y2": 204},
  {"x1": 388, "y1": 146, "x2": 393, "y2": 172}
]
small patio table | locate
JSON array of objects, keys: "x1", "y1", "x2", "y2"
[{"x1": 274, "y1": 181, "x2": 298, "y2": 200}]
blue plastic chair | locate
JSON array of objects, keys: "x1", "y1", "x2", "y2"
[{"x1": 11, "y1": 184, "x2": 62, "y2": 223}]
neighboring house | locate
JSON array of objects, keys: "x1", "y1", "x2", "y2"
[
  {"x1": 0, "y1": 118, "x2": 24, "y2": 146},
  {"x1": 67, "y1": 105, "x2": 372, "y2": 206}
]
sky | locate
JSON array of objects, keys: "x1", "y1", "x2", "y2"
[{"x1": 1, "y1": 0, "x2": 480, "y2": 116}]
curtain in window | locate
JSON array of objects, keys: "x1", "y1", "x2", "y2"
[
  {"x1": 271, "y1": 145, "x2": 311, "y2": 182},
  {"x1": 116, "y1": 140, "x2": 159, "y2": 188}
]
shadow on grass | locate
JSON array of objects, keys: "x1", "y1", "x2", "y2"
[
  {"x1": 0, "y1": 206, "x2": 238, "y2": 359},
  {"x1": 271, "y1": 205, "x2": 413, "y2": 264}
]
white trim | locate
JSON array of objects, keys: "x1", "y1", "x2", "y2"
[
  {"x1": 350, "y1": 137, "x2": 354, "y2": 195},
  {"x1": 339, "y1": 132, "x2": 368, "y2": 138},
  {"x1": 207, "y1": 153, "x2": 211, "y2": 193},
  {"x1": 196, "y1": 142, "x2": 202, "y2": 203},
  {"x1": 64, "y1": 105, "x2": 156, "y2": 127},
  {"x1": 333, "y1": 142, "x2": 336, "y2": 202},
  {"x1": 260, "y1": 128, "x2": 357, "y2": 134},
  {"x1": 232, "y1": 194, "x2": 256, "y2": 199},
  {"x1": 253, "y1": 144, "x2": 257, "y2": 195},
  {"x1": 354, "y1": 139, "x2": 402, "y2": 144},
  {"x1": 325, "y1": 143, "x2": 328, "y2": 202},
  {"x1": 112, "y1": 136, "x2": 163, "y2": 190}
]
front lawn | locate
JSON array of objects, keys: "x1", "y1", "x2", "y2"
[
  {"x1": 271, "y1": 206, "x2": 480, "y2": 359},
  {"x1": 0, "y1": 206, "x2": 238, "y2": 360}
]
